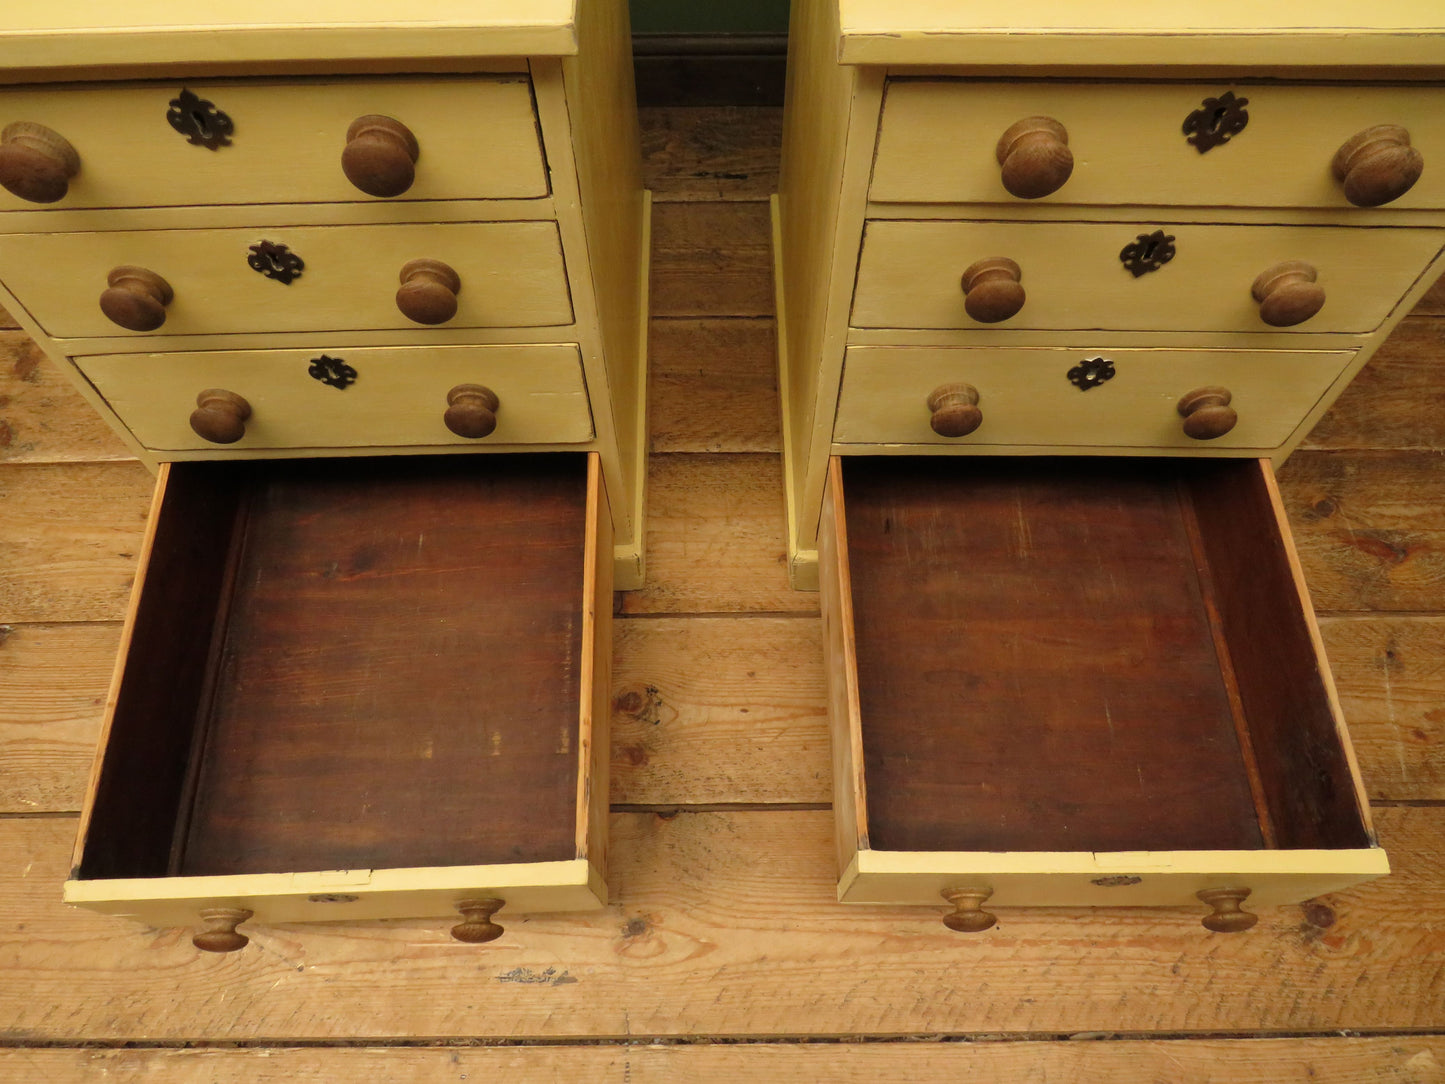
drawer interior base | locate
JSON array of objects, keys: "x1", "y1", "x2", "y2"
[
  {"x1": 79, "y1": 453, "x2": 590, "y2": 882},
  {"x1": 839, "y1": 456, "x2": 1372, "y2": 858}
]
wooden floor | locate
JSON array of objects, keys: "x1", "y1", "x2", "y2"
[{"x1": 1, "y1": 106, "x2": 1443, "y2": 1081}]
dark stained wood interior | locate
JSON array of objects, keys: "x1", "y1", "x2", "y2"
[
  {"x1": 82, "y1": 453, "x2": 588, "y2": 880},
  {"x1": 843, "y1": 455, "x2": 1312, "y2": 855}
]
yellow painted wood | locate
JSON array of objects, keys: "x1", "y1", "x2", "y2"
[
  {"x1": 853, "y1": 220, "x2": 1443, "y2": 335},
  {"x1": 0, "y1": 220, "x2": 571, "y2": 339},
  {"x1": 837, "y1": 1, "x2": 1445, "y2": 67},
  {"x1": 872, "y1": 81, "x2": 1445, "y2": 210},
  {"x1": 77, "y1": 343, "x2": 592, "y2": 451},
  {"x1": 578, "y1": 455, "x2": 614, "y2": 890},
  {"x1": 0, "y1": 77, "x2": 545, "y2": 212},
  {"x1": 0, "y1": 3, "x2": 578, "y2": 72},
  {"x1": 834, "y1": 345, "x2": 1355, "y2": 451}
]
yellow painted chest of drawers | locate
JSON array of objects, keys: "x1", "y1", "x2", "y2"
[
  {"x1": 0, "y1": 2, "x2": 648, "y2": 951},
  {"x1": 775, "y1": 1, "x2": 1445, "y2": 931}
]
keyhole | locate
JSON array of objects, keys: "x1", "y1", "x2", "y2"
[
  {"x1": 1140, "y1": 238, "x2": 1160, "y2": 261},
  {"x1": 191, "y1": 109, "x2": 211, "y2": 133},
  {"x1": 1207, "y1": 106, "x2": 1229, "y2": 133}
]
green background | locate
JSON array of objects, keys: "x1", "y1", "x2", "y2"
[{"x1": 629, "y1": 0, "x2": 789, "y2": 35}]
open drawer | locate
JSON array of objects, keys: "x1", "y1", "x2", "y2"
[
  {"x1": 819, "y1": 455, "x2": 1387, "y2": 933},
  {"x1": 66, "y1": 452, "x2": 611, "y2": 952}
]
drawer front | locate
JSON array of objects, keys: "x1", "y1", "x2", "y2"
[
  {"x1": 0, "y1": 77, "x2": 547, "y2": 211},
  {"x1": 872, "y1": 80, "x2": 1445, "y2": 209},
  {"x1": 853, "y1": 220, "x2": 1443, "y2": 334},
  {"x1": 834, "y1": 345, "x2": 1355, "y2": 450},
  {"x1": 77, "y1": 343, "x2": 593, "y2": 450},
  {"x1": 0, "y1": 220, "x2": 572, "y2": 337}
]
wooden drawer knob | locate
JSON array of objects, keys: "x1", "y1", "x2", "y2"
[
  {"x1": 341, "y1": 114, "x2": 420, "y2": 198},
  {"x1": 0, "y1": 121, "x2": 80, "y2": 203},
  {"x1": 99, "y1": 266, "x2": 174, "y2": 332},
  {"x1": 961, "y1": 257, "x2": 1025, "y2": 323},
  {"x1": 192, "y1": 907, "x2": 253, "y2": 953},
  {"x1": 1252, "y1": 260, "x2": 1325, "y2": 327},
  {"x1": 397, "y1": 258, "x2": 461, "y2": 324},
  {"x1": 927, "y1": 382, "x2": 983, "y2": 438},
  {"x1": 1197, "y1": 887, "x2": 1258, "y2": 933},
  {"x1": 942, "y1": 887, "x2": 997, "y2": 933},
  {"x1": 444, "y1": 384, "x2": 500, "y2": 439},
  {"x1": 1332, "y1": 125, "x2": 1424, "y2": 207},
  {"x1": 190, "y1": 388, "x2": 251, "y2": 444},
  {"x1": 451, "y1": 897, "x2": 504, "y2": 943},
  {"x1": 995, "y1": 116, "x2": 1073, "y2": 200},
  {"x1": 1177, "y1": 386, "x2": 1236, "y2": 440}
]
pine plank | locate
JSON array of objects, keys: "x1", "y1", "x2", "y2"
[
  {"x1": 1301, "y1": 317, "x2": 1445, "y2": 452},
  {"x1": 640, "y1": 105, "x2": 783, "y2": 202},
  {"x1": 0, "y1": 806, "x2": 1440, "y2": 1040},
  {"x1": 0, "y1": 333, "x2": 133, "y2": 463},
  {"x1": 611, "y1": 616, "x2": 827, "y2": 805},
  {"x1": 1278, "y1": 450, "x2": 1445, "y2": 614},
  {"x1": 650, "y1": 201, "x2": 774, "y2": 318},
  {"x1": 0, "y1": 623, "x2": 118, "y2": 814},
  {"x1": 649, "y1": 318, "x2": 779, "y2": 453},
  {"x1": 622, "y1": 453, "x2": 816, "y2": 615},
  {"x1": 1321, "y1": 616, "x2": 1445, "y2": 802},
  {"x1": 0, "y1": 461, "x2": 152, "y2": 624},
  {"x1": 3, "y1": 1038, "x2": 1443, "y2": 1083}
]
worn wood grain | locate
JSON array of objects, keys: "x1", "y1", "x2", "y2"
[
  {"x1": 0, "y1": 302, "x2": 16, "y2": 330},
  {"x1": 650, "y1": 201, "x2": 774, "y2": 318},
  {"x1": 1322, "y1": 616, "x2": 1445, "y2": 802},
  {"x1": 0, "y1": 623, "x2": 118, "y2": 814},
  {"x1": 641, "y1": 105, "x2": 782, "y2": 202},
  {"x1": 1301, "y1": 317, "x2": 1445, "y2": 452},
  {"x1": 0, "y1": 461, "x2": 152, "y2": 624},
  {"x1": 649, "y1": 318, "x2": 779, "y2": 453},
  {"x1": 1278, "y1": 450, "x2": 1445, "y2": 614},
  {"x1": 622, "y1": 453, "x2": 815, "y2": 616},
  {"x1": 0, "y1": 333, "x2": 131, "y2": 464},
  {"x1": 611, "y1": 616, "x2": 827, "y2": 805},
  {"x1": 2, "y1": 1038, "x2": 1443, "y2": 1083},
  {"x1": 1, "y1": 806, "x2": 1442, "y2": 1040},
  {"x1": 1414, "y1": 271, "x2": 1445, "y2": 315}
]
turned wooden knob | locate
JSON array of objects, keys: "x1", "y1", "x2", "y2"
[
  {"x1": 451, "y1": 898, "x2": 505, "y2": 943},
  {"x1": 193, "y1": 907, "x2": 253, "y2": 953},
  {"x1": 0, "y1": 121, "x2": 80, "y2": 203},
  {"x1": 190, "y1": 388, "x2": 252, "y2": 444},
  {"x1": 397, "y1": 258, "x2": 461, "y2": 324},
  {"x1": 928, "y1": 383, "x2": 983, "y2": 438},
  {"x1": 942, "y1": 887, "x2": 997, "y2": 933},
  {"x1": 341, "y1": 114, "x2": 420, "y2": 198},
  {"x1": 99, "y1": 266, "x2": 173, "y2": 332},
  {"x1": 1252, "y1": 260, "x2": 1325, "y2": 327},
  {"x1": 1177, "y1": 386, "x2": 1237, "y2": 440},
  {"x1": 1197, "y1": 887, "x2": 1258, "y2": 933},
  {"x1": 995, "y1": 116, "x2": 1073, "y2": 199},
  {"x1": 1332, "y1": 125, "x2": 1424, "y2": 207},
  {"x1": 961, "y1": 257, "x2": 1025, "y2": 323},
  {"x1": 444, "y1": 384, "x2": 500, "y2": 439}
]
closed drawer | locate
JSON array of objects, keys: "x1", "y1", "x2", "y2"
[
  {"x1": 0, "y1": 76, "x2": 547, "y2": 210},
  {"x1": 66, "y1": 452, "x2": 612, "y2": 946},
  {"x1": 78, "y1": 343, "x2": 593, "y2": 451},
  {"x1": 852, "y1": 220, "x2": 1443, "y2": 334},
  {"x1": 872, "y1": 80, "x2": 1445, "y2": 209},
  {"x1": 819, "y1": 455, "x2": 1386, "y2": 928},
  {"x1": 834, "y1": 345, "x2": 1354, "y2": 451},
  {"x1": 0, "y1": 220, "x2": 572, "y2": 338}
]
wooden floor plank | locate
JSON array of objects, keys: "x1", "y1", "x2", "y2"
[
  {"x1": 1301, "y1": 317, "x2": 1445, "y2": 452},
  {"x1": 650, "y1": 201, "x2": 774, "y2": 318},
  {"x1": 623, "y1": 453, "x2": 816, "y2": 616},
  {"x1": 1278, "y1": 450, "x2": 1445, "y2": 614},
  {"x1": 0, "y1": 807, "x2": 1439, "y2": 1040},
  {"x1": 1322, "y1": 616, "x2": 1445, "y2": 802},
  {"x1": 649, "y1": 318, "x2": 780, "y2": 454},
  {"x1": 0, "y1": 333, "x2": 132, "y2": 464},
  {"x1": 0, "y1": 623, "x2": 118, "y2": 814},
  {"x1": 611, "y1": 616, "x2": 827, "y2": 806},
  {"x1": 3, "y1": 1038, "x2": 1443, "y2": 1083},
  {"x1": 641, "y1": 105, "x2": 782, "y2": 203}
]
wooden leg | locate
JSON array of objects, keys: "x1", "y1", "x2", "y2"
[
  {"x1": 451, "y1": 898, "x2": 505, "y2": 943},
  {"x1": 1197, "y1": 887, "x2": 1258, "y2": 932},
  {"x1": 941, "y1": 887, "x2": 997, "y2": 933},
  {"x1": 192, "y1": 907, "x2": 253, "y2": 953}
]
